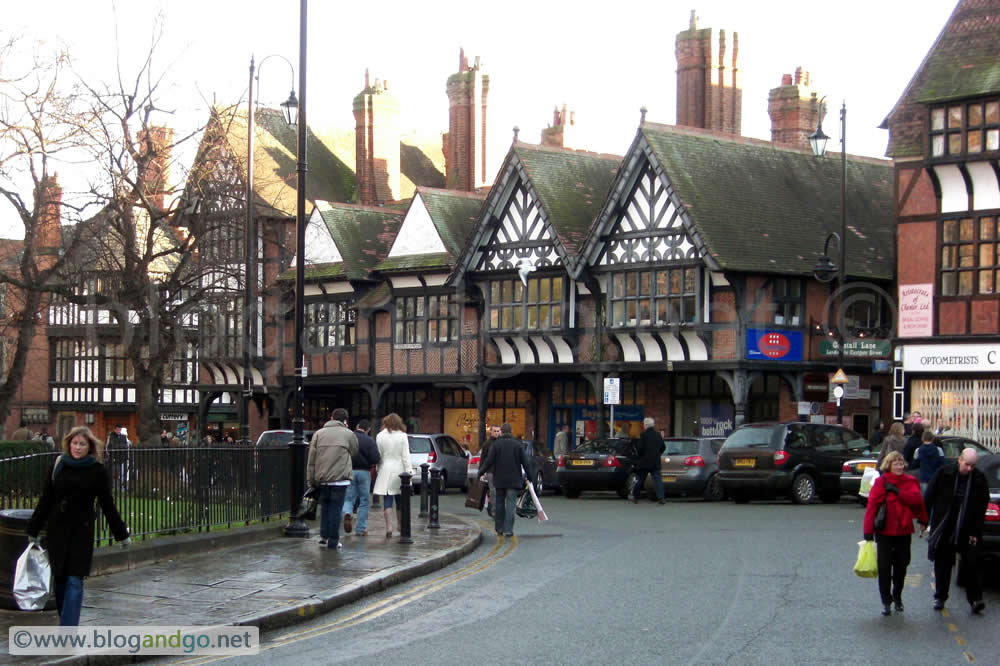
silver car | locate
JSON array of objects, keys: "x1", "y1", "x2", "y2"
[{"x1": 408, "y1": 433, "x2": 469, "y2": 493}]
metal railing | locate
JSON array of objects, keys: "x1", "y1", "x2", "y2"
[{"x1": 1, "y1": 446, "x2": 291, "y2": 545}]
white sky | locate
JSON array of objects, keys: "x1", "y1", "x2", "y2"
[{"x1": 1, "y1": 0, "x2": 958, "y2": 238}]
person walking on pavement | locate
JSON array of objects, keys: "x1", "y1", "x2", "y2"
[
  {"x1": 12, "y1": 420, "x2": 33, "y2": 441},
  {"x1": 862, "y1": 451, "x2": 929, "y2": 616},
  {"x1": 876, "y1": 422, "x2": 907, "y2": 468},
  {"x1": 307, "y1": 408, "x2": 358, "y2": 550},
  {"x1": 106, "y1": 424, "x2": 130, "y2": 491},
  {"x1": 631, "y1": 417, "x2": 666, "y2": 505},
  {"x1": 343, "y1": 419, "x2": 380, "y2": 537},
  {"x1": 903, "y1": 422, "x2": 924, "y2": 468},
  {"x1": 27, "y1": 426, "x2": 130, "y2": 625},
  {"x1": 915, "y1": 429, "x2": 945, "y2": 494},
  {"x1": 553, "y1": 424, "x2": 571, "y2": 460},
  {"x1": 373, "y1": 413, "x2": 411, "y2": 538},
  {"x1": 925, "y1": 448, "x2": 989, "y2": 614},
  {"x1": 477, "y1": 422, "x2": 530, "y2": 537},
  {"x1": 869, "y1": 421, "x2": 886, "y2": 450},
  {"x1": 481, "y1": 424, "x2": 502, "y2": 517}
]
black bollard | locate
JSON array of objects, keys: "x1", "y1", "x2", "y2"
[
  {"x1": 398, "y1": 472, "x2": 413, "y2": 544},
  {"x1": 419, "y1": 462, "x2": 430, "y2": 518},
  {"x1": 428, "y1": 467, "x2": 441, "y2": 529}
]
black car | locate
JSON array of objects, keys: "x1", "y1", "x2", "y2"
[
  {"x1": 520, "y1": 440, "x2": 560, "y2": 495},
  {"x1": 718, "y1": 422, "x2": 869, "y2": 504},
  {"x1": 557, "y1": 438, "x2": 638, "y2": 498}
]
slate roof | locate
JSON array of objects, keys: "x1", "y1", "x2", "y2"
[
  {"x1": 277, "y1": 203, "x2": 403, "y2": 282},
  {"x1": 882, "y1": 0, "x2": 1000, "y2": 158},
  {"x1": 512, "y1": 144, "x2": 620, "y2": 256},
  {"x1": 417, "y1": 188, "x2": 485, "y2": 257},
  {"x1": 637, "y1": 123, "x2": 895, "y2": 280}
]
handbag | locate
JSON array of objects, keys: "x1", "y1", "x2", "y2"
[
  {"x1": 465, "y1": 477, "x2": 487, "y2": 511},
  {"x1": 14, "y1": 541, "x2": 52, "y2": 611},
  {"x1": 873, "y1": 482, "x2": 896, "y2": 532},
  {"x1": 295, "y1": 486, "x2": 318, "y2": 521}
]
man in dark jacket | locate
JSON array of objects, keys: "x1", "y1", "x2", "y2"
[
  {"x1": 631, "y1": 417, "x2": 666, "y2": 504},
  {"x1": 925, "y1": 448, "x2": 990, "y2": 614},
  {"x1": 478, "y1": 423, "x2": 530, "y2": 537},
  {"x1": 903, "y1": 422, "x2": 924, "y2": 468},
  {"x1": 342, "y1": 419, "x2": 380, "y2": 536},
  {"x1": 480, "y1": 424, "x2": 502, "y2": 518}
]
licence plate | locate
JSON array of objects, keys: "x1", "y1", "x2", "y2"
[
  {"x1": 733, "y1": 458, "x2": 756, "y2": 468},
  {"x1": 662, "y1": 476, "x2": 677, "y2": 483},
  {"x1": 858, "y1": 462, "x2": 875, "y2": 470},
  {"x1": 571, "y1": 459, "x2": 593, "y2": 467}
]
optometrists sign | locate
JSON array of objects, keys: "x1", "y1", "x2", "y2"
[{"x1": 902, "y1": 344, "x2": 1000, "y2": 372}]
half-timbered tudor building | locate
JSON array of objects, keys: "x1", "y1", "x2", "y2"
[{"x1": 885, "y1": 0, "x2": 1000, "y2": 448}]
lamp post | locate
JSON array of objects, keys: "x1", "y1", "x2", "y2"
[
  {"x1": 284, "y1": 0, "x2": 310, "y2": 538},
  {"x1": 810, "y1": 100, "x2": 847, "y2": 425},
  {"x1": 242, "y1": 56, "x2": 297, "y2": 448}
]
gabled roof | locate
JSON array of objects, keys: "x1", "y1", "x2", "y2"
[
  {"x1": 451, "y1": 142, "x2": 619, "y2": 283},
  {"x1": 278, "y1": 202, "x2": 403, "y2": 282},
  {"x1": 628, "y1": 123, "x2": 894, "y2": 280},
  {"x1": 882, "y1": 0, "x2": 1000, "y2": 158},
  {"x1": 375, "y1": 187, "x2": 485, "y2": 274}
]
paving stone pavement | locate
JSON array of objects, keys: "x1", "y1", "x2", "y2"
[{"x1": 0, "y1": 511, "x2": 480, "y2": 662}]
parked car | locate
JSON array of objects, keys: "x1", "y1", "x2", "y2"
[
  {"x1": 408, "y1": 433, "x2": 469, "y2": 493},
  {"x1": 254, "y1": 430, "x2": 314, "y2": 446},
  {"x1": 556, "y1": 438, "x2": 638, "y2": 499},
  {"x1": 717, "y1": 422, "x2": 869, "y2": 504},
  {"x1": 980, "y1": 454, "x2": 1000, "y2": 557},
  {"x1": 466, "y1": 440, "x2": 559, "y2": 494},
  {"x1": 840, "y1": 453, "x2": 879, "y2": 502},
  {"x1": 642, "y1": 437, "x2": 727, "y2": 501}
]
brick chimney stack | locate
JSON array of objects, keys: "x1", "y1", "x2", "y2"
[
  {"x1": 443, "y1": 48, "x2": 490, "y2": 191},
  {"x1": 353, "y1": 69, "x2": 401, "y2": 204},
  {"x1": 36, "y1": 173, "x2": 62, "y2": 260},
  {"x1": 541, "y1": 104, "x2": 578, "y2": 149},
  {"x1": 137, "y1": 126, "x2": 173, "y2": 212},
  {"x1": 675, "y1": 10, "x2": 742, "y2": 135},
  {"x1": 767, "y1": 67, "x2": 823, "y2": 150}
]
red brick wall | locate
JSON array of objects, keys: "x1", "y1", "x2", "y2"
[
  {"x1": 643, "y1": 376, "x2": 672, "y2": 432},
  {"x1": 897, "y1": 221, "x2": 937, "y2": 285},
  {"x1": 710, "y1": 289, "x2": 736, "y2": 359},
  {"x1": 898, "y1": 165, "x2": 937, "y2": 218},
  {"x1": 675, "y1": 20, "x2": 741, "y2": 135},
  {"x1": 971, "y1": 300, "x2": 998, "y2": 334},
  {"x1": 939, "y1": 301, "x2": 967, "y2": 335}
]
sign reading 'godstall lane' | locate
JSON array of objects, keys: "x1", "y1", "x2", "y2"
[
  {"x1": 902, "y1": 344, "x2": 1000, "y2": 372},
  {"x1": 820, "y1": 339, "x2": 891, "y2": 357},
  {"x1": 898, "y1": 283, "x2": 933, "y2": 338}
]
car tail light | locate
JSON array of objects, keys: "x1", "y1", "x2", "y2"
[
  {"x1": 986, "y1": 503, "x2": 1000, "y2": 522},
  {"x1": 427, "y1": 450, "x2": 437, "y2": 463},
  {"x1": 557, "y1": 456, "x2": 565, "y2": 468},
  {"x1": 773, "y1": 450, "x2": 790, "y2": 466},
  {"x1": 603, "y1": 455, "x2": 621, "y2": 468},
  {"x1": 470, "y1": 455, "x2": 480, "y2": 465},
  {"x1": 683, "y1": 455, "x2": 705, "y2": 467},
  {"x1": 843, "y1": 462, "x2": 851, "y2": 473}
]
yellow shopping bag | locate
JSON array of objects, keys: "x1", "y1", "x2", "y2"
[{"x1": 853, "y1": 540, "x2": 878, "y2": 578}]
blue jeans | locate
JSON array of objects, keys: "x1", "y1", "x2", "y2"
[
  {"x1": 55, "y1": 575, "x2": 84, "y2": 626},
  {"x1": 633, "y1": 468, "x2": 664, "y2": 500},
  {"x1": 343, "y1": 469, "x2": 371, "y2": 532},
  {"x1": 494, "y1": 488, "x2": 518, "y2": 535},
  {"x1": 320, "y1": 485, "x2": 347, "y2": 548}
]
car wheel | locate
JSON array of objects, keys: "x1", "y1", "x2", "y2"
[
  {"x1": 438, "y1": 472, "x2": 447, "y2": 495},
  {"x1": 619, "y1": 471, "x2": 639, "y2": 499},
  {"x1": 564, "y1": 487, "x2": 580, "y2": 498},
  {"x1": 791, "y1": 474, "x2": 817, "y2": 504},
  {"x1": 534, "y1": 471, "x2": 544, "y2": 495},
  {"x1": 703, "y1": 473, "x2": 725, "y2": 501}
]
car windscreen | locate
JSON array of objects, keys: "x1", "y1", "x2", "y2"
[
  {"x1": 722, "y1": 426, "x2": 778, "y2": 449},
  {"x1": 258, "y1": 432, "x2": 292, "y2": 446},
  {"x1": 664, "y1": 440, "x2": 700, "y2": 455},
  {"x1": 982, "y1": 460, "x2": 1000, "y2": 491},
  {"x1": 575, "y1": 440, "x2": 620, "y2": 454},
  {"x1": 939, "y1": 438, "x2": 992, "y2": 459},
  {"x1": 408, "y1": 436, "x2": 433, "y2": 454}
]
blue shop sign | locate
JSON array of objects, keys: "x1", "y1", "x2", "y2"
[
  {"x1": 747, "y1": 328, "x2": 803, "y2": 362},
  {"x1": 699, "y1": 404, "x2": 735, "y2": 437}
]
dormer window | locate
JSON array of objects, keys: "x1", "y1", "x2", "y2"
[
  {"x1": 608, "y1": 268, "x2": 698, "y2": 328},
  {"x1": 930, "y1": 99, "x2": 999, "y2": 158},
  {"x1": 487, "y1": 277, "x2": 564, "y2": 331}
]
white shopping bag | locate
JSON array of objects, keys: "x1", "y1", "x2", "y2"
[
  {"x1": 525, "y1": 480, "x2": 548, "y2": 522},
  {"x1": 13, "y1": 541, "x2": 52, "y2": 611},
  {"x1": 859, "y1": 467, "x2": 879, "y2": 499}
]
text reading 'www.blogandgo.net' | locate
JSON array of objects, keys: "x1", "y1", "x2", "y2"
[{"x1": 9, "y1": 626, "x2": 259, "y2": 656}]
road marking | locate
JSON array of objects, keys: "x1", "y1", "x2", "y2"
[
  {"x1": 176, "y1": 532, "x2": 517, "y2": 665},
  {"x1": 955, "y1": 637, "x2": 966, "y2": 647},
  {"x1": 947, "y1": 623, "x2": 959, "y2": 632},
  {"x1": 963, "y1": 650, "x2": 976, "y2": 662}
]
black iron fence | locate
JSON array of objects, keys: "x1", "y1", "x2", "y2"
[{"x1": 0, "y1": 446, "x2": 291, "y2": 545}]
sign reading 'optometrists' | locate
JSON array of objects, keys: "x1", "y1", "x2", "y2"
[{"x1": 901, "y1": 344, "x2": 1000, "y2": 372}]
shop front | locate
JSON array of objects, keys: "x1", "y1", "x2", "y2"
[{"x1": 898, "y1": 343, "x2": 1000, "y2": 450}]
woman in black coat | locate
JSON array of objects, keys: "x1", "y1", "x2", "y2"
[{"x1": 27, "y1": 426, "x2": 130, "y2": 625}]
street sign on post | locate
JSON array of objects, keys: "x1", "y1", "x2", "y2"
[
  {"x1": 831, "y1": 369, "x2": 849, "y2": 384},
  {"x1": 604, "y1": 378, "x2": 621, "y2": 438}
]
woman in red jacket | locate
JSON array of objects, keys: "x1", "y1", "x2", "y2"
[{"x1": 863, "y1": 450, "x2": 929, "y2": 615}]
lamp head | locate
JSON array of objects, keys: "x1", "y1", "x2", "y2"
[
  {"x1": 281, "y1": 90, "x2": 299, "y2": 128},
  {"x1": 809, "y1": 122, "x2": 830, "y2": 157},
  {"x1": 813, "y1": 254, "x2": 837, "y2": 283}
]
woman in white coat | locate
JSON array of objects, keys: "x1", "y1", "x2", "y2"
[{"x1": 373, "y1": 413, "x2": 411, "y2": 538}]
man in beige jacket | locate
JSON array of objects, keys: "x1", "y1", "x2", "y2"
[{"x1": 307, "y1": 408, "x2": 358, "y2": 549}]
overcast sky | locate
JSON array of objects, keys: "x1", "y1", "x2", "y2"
[{"x1": 1, "y1": 0, "x2": 957, "y2": 238}]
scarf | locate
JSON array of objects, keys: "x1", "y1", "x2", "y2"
[
  {"x1": 951, "y1": 471, "x2": 972, "y2": 546},
  {"x1": 52, "y1": 453, "x2": 98, "y2": 481}
]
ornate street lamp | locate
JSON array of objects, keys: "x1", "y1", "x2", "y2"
[
  {"x1": 810, "y1": 99, "x2": 848, "y2": 425},
  {"x1": 241, "y1": 56, "x2": 296, "y2": 448},
  {"x1": 284, "y1": 0, "x2": 310, "y2": 538}
]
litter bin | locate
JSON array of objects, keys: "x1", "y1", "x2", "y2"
[{"x1": 0, "y1": 508, "x2": 55, "y2": 610}]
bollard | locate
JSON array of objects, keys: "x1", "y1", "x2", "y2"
[
  {"x1": 398, "y1": 472, "x2": 413, "y2": 544},
  {"x1": 419, "y1": 463, "x2": 430, "y2": 518},
  {"x1": 428, "y1": 467, "x2": 441, "y2": 529}
]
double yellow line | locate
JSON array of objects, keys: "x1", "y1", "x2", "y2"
[{"x1": 181, "y1": 532, "x2": 517, "y2": 663}]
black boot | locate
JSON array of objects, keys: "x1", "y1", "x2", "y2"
[{"x1": 881, "y1": 603, "x2": 891, "y2": 616}]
